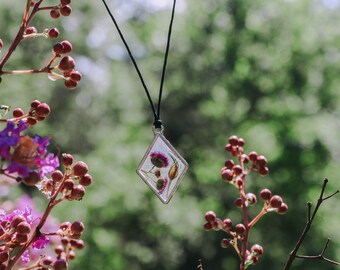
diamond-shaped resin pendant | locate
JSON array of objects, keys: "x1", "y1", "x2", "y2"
[{"x1": 137, "y1": 129, "x2": 188, "y2": 204}]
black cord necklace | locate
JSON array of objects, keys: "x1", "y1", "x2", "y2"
[{"x1": 101, "y1": 0, "x2": 188, "y2": 204}]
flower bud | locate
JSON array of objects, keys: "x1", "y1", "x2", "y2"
[
  {"x1": 232, "y1": 165, "x2": 242, "y2": 175},
  {"x1": 25, "y1": 26, "x2": 37, "y2": 35},
  {"x1": 53, "y1": 259, "x2": 68, "y2": 270},
  {"x1": 277, "y1": 203, "x2": 288, "y2": 214},
  {"x1": 228, "y1": 135, "x2": 239, "y2": 146},
  {"x1": 23, "y1": 171, "x2": 40, "y2": 186},
  {"x1": 50, "y1": 9, "x2": 60, "y2": 19},
  {"x1": 61, "y1": 153, "x2": 74, "y2": 167},
  {"x1": 256, "y1": 155, "x2": 267, "y2": 166},
  {"x1": 51, "y1": 170, "x2": 64, "y2": 182},
  {"x1": 70, "y1": 71, "x2": 82, "y2": 82},
  {"x1": 15, "y1": 233, "x2": 28, "y2": 243},
  {"x1": 234, "y1": 197, "x2": 243, "y2": 208},
  {"x1": 70, "y1": 185, "x2": 85, "y2": 200},
  {"x1": 248, "y1": 151, "x2": 258, "y2": 162},
  {"x1": 60, "y1": 0, "x2": 71, "y2": 5},
  {"x1": 63, "y1": 179, "x2": 75, "y2": 191},
  {"x1": 251, "y1": 244, "x2": 264, "y2": 256},
  {"x1": 79, "y1": 173, "x2": 92, "y2": 186},
  {"x1": 48, "y1": 28, "x2": 60, "y2": 39},
  {"x1": 246, "y1": 193, "x2": 257, "y2": 205},
  {"x1": 15, "y1": 222, "x2": 31, "y2": 235},
  {"x1": 72, "y1": 161, "x2": 88, "y2": 177},
  {"x1": 204, "y1": 211, "x2": 216, "y2": 223},
  {"x1": 222, "y1": 218, "x2": 232, "y2": 229},
  {"x1": 41, "y1": 256, "x2": 53, "y2": 266},
  {"x1": 58, "y1": 56, "x2": 75, "y2": 72},
  {"x1": 258, "y1": 166, "x2": 269, "y2": 176},
  {"x1": 13, "y1": 108, "x2": 24, "y2": 117},
  {"x1": 221, "y1": 238, "x2": 231, "y2": 248},
  {"x1": 260, "y1": 188, "x2": 272, "y2": 201},
  {"x1": 59, "y1": 221, "x2": 71, "y2": 231},
  {"x1": 238, "y1": 138, "x2": 245, "y2": 146},
  {"x1": 221, "y1": 169, "x2": 233, "y2": 182},
  {"x1": 203, "y1": 222, "x2": 213, "y2": 230},
  {"x1": 64, "y1": 79, "x2": 78, "y2": 89},
  {"x1": 269, "y1": 195, "x2": 283, "y2": 208},
  {"x1": 54, "y1": 245, "x2": 64, "y2": 255},
  {"x1": 0, "y1": 252, "x2": 9, "y2": 263},
  {"x1": 224, "y1": 159, "x2": 234, "y2": 169},
  {"x1": 60, "y1": 5, "x2": 72, "y2": 16},
  {"x1": 235, "y1": 223, "x2": 246, "y2": 235},
  {"x1": 60, "y1": 40, "x2": 72, "y2": 54},
  {"x1": 36, "y1": 103, "x2": 50, "y2": 117},
  {"x1": 10, "y1": 215, "x2": 26, "y2": 228},
  {"x1": 71, "y1": 221, "x2": 85, "y2": 234},
  {"x1": 53, "y1": 43, "x2": 64, "y2": 55}
]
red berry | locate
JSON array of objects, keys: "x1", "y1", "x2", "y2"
[
  {"x1": 269, "y1": 195, "x2": 283, "y2": 208},
  {"x1": 53, "y1": 43, "x2": 63, "y2": 55},
  {"x1": 260, "y1": 188, "x2": 272, "y2": 201},
  {"x1": 228, "y1": 135, "x2": 239, "y2": 146},
  {"x1": 258, "y1": 166, "x2": 269, "y2": 176},
  {"x1": 61, "y1": 153, "x2": 74, "y2": 167},
  {"x1": 15, "y1": 233, "x2": 28, "y2": 243},
  {"x1": 204, "y1": 211, "x2": 216, "y2": 223},
  {"x1": 248, "y1": 151, "x2": 258, "y2": 162},
  {"x1": 246, "y1": 193, "x2": 257, "y2": 205},
  {"x1": 30, "y1": 99, "x2": 41, "y2": 109},
  {"x1": 51, "y1": 170, "x2": 64, "y2": 182},
  {"x1": 277, "y1": 203, "x2": 288, "y2": 214},
  {"x1": 72, "y1": 161, "x2": 88, "y2": 177},
  {"x1": 241, "y1": 154, "x2": 249, "y2": 164},
  {"x1": 232, "y1": 165, "x2": 243, "y2": 175},
  {"x1": 70, "y1": 185, "x2": 85, "y2": 200},
  {"x1": 15, "y1": 222, "x2": 31, "y2": 235},
  {"x1": 235, "y1": 223, "x2": 246, "y2": 235},
  {"x1": 203, "y1": 222, "x2": 213, "y2": 230},
  {"x1": 70, "y1": 70, "x2": 82, "y2": 81},
  {"x1": 63, "y1": 179, "x2": 74, "y2": 191},
  {"x1": 221, "y1": 169, "x2": 233, "y2": 182},
  {"x1": 53, "y1": 259, "x2": 68, "y2": 270},
  {"x1": 50, "y1": 9, "x2": 60, "y2": 19},
  {"x1": 60, "y1": 0, "x2": 71, "y2": 5},
  {"x1": 36, "y1": 103, "x2": 50, "y2": 117},
  {"x1": 238, "y1": 138, "x2": 245, "y2": 146},
  {"x1": 54, "y1": 245, "x2": 64, "y2": 255},
  {"x1": 60, "y1": 5, "x2": 72, "y2": 16},
  {"x1": 225, "y1": 143, "x2": 232, "y2": 152},
  {"x1": 234, "y1": 197, "x2": 243, "y2": 208},
  {"x1": 64, "y1": 79, "x2": 78, "y2": 89},
  {"x1": 25, "y1": 26, "x2": 37, "y2": 35},
  {"x1": 256, "y1": 155, "x2": 267, "y2": 166},
  {"x1": 221, "y1": 238, "x2": 230, "y2": 248},
  {"x1": 79, "y1": 174, "x2": 92, "y2": 186},
  {"x1": 70, "y1": 221, "x2": 85, "y2": 234},
  {"x1": 13, "y1": 108, "x2": 24, "y2": 118},
  {"x1": 59, "y1": 221, "x2": 71, "y2": 231},
  {"x1": 41, "y1": 256, "x2": 53, "y2": 266},
  {"x1": 75, "y1": 239, "x2": 85, "y2": 249},
  {"x1": 48, "y1": 28, "x2": 60, "y2": 39},
  {"x1": 251, "y1": 244, "x2": 264, "y2": 256},
  {"x1": 10, "y1": 215, "x2": 26, "y2": 228},
  {"x1": 222, "y1": 218, "x2": 232, "y2": 229},
  {"x1": 58, "y1": 56, "x2": 75, "y2": 72},
  {"x1": 26, "y1": 117, "x2": 37, "y2": 126},
  {"x1": 60, "y1": 40, "x2": 72, "y2": 54},
  {"x1": 224, "y1": 159, "x2": 234, "y2": 169}
]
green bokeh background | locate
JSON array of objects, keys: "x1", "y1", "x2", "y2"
[{"x1": 0, "y1": 0, "x2": 339, "y2": 269}]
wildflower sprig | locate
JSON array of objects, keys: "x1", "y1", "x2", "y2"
[
  {"x1": 0, "y1": 0, "x2": 82, "y2": 89},
  {"x1": 204, "y1": 135, "x2": 288, "y2": 269},
  {"x1": 0, "y1": 100, "x2": 91, "y2": 269}
]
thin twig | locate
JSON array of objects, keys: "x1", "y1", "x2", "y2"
[
  {"x1": 295, "y1": 239, "x2": 340, "y2": 266},
  {"x1": 197, "y1": 259, "x2": 204, "y2": 270},
  {"x1": 283, "y1": 178, "x2": 339, "y2": 270}
]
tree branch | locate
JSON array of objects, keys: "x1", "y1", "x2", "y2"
[{"x1": 283, "y1": 178, "x2": 339, "y2": 270}]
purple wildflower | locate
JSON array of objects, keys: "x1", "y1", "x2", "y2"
[
  {"x1": 150, "y1": 152, "x2": 169, "y2": 168},
  {"x1": 32, "y1": 233, "x2": 49, "y2": 249},
  {"x1": 0, "y1": 121, "x2": 27, "y2": 159}
]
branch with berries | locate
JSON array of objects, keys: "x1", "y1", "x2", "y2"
[
  {"x1": 203, "y1": 135, "x2": 288, "y2": 270},
  {"x1": 0, "y1": 100, "x2": 92, "y2": 270},
  {"x1": 0, "y1": 0, "x2": 82, "y2": 89}
]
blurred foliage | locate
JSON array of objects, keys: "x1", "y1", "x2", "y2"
[{"x1": 1, "y1": 0, "x2": 340, "y2": 269}]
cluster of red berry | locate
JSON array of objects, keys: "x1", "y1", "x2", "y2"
[{"x1": 204, "y1": 135, "x2": 288, "y2": 269}]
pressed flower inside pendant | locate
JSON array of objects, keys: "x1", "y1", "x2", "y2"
[{"x1": 137, "y1": 131, "x2": 188, "y2": 204}]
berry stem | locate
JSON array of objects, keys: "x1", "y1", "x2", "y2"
[
  {"x1": 6, "y1": 171, "x2": 70, "y2": 270},
  {"x1": 0, "y1": 0, "x2": 43, "y2": 73},
  {"x1": 248, "y1": 208, "x2": 267, "y2": 228}
]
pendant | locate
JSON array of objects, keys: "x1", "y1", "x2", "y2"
[{"x1": 136, "y1": 128, "x2": 188, "y2": 204}]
